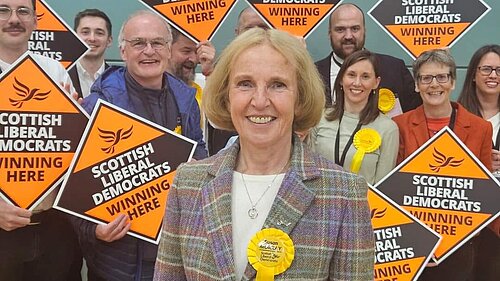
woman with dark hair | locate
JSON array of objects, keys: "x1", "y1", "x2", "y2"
[
  {"x1": 309, "y1": 49, "x2": 399, "y2": 185},
  {"x1": 457, "y1": 44, "x2": 500, "y2": 281}
]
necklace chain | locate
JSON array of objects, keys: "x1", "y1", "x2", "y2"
[{"x1": 240, "y1": 162, "x2": 288, "y2": 219}]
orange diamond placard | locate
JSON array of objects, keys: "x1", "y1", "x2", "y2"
[
  {"x1": 375, "y1": 127, "x2": 500, "y2": 264},
  {"x1": 368, "y1": 0, "x2": 491, "y2": 59},
  {"x1": 138, "y1": 0, "x2": 238, "y2": 42},
  {"x1": 246, "y1": 0, "x2": 339, "y2": 38},
  {"x1": 29, "y1": 0, "x2": 89, "y2": 69},
  {"x1": 0, "y1": 53, "x2": 88, "y2": 210},
  {"x1": 369, "y1": 187, "x2": 440, "y2": 281},
  {"x1": 54, "y1": 101, "x2": 197, "y2": 244}
]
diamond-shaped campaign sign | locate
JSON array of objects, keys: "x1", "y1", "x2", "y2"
[
  {"x1": 29, "y1": 0, "x2": 89, "y2": 69},
  {"x1": 369, "y1": 187, "x2": 441, "y2": 281},
  {"x1": 375, "y1": 127, "x2": 500, "y2": 264},
  {"x1": 54, "y1": 101, "x2": 197, "y2": 244},
  {"x1": 246, "y1": 0, "x2": 340, "y2": 38},
  {"x1": 368, "y1": 0, "x2": 491, "y2": 59},
  {"x1": 0, "y1": 53, "x2": 88, "y2": 210},
  {"x1": 138, "y1": 0, "x2": 238, "y2": 43}
]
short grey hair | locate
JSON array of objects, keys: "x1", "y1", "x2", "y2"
[
  {"x1": 117, "y1": 10, "x2": 172, "y2": 49},
  {"x1": 413, "y1": 49, "x2": 457, "y2": 82}
]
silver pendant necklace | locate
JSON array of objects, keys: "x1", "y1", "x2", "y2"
[{"x1": 240, "y1": 162, "x2": 288, "y2": 219}]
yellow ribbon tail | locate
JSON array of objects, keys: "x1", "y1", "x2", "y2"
[
  {"x1": 256, "y1": 266, "x2": 275, "y2": 281},
  {"x1": 350, "y1": 149, "x2": 366, "y2": 174}
]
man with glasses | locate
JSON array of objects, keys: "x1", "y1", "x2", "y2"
[
  {"x1": 316, "y1": 3, "x2": 421, "y2": 116},
  {"x1": 75, "y1": 10, "x2": 207, "y2": 281},
  {"x1": 0, "y1": 0, "x2": 80, "y2": 280}
]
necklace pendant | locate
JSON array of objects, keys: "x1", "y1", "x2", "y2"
[{"x1": 248, "y1": 207, "x2": 258, "y2": 219}]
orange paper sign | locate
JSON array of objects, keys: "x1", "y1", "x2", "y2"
[
  {"x1": 54, "y1": 101, "x2": 196, "y2": 244},
  {"x1": 368, "y1": 0, "x2": 491, "y2": 58},
  {"x1": 375, "y1": 128, "x2": 500, "y2": 263},
  {"x1": 138, "y1": 0, "x2": 238, "y2": 42},
  {"x1": 29, "y1": 0, "x2": 88, "y2": 69},
  {"x1": 246, "y1": 0, "x2": 339, "y2": 38},
  {"x1": 0, "y1": 53, "x2": 88, "y2": 210},
  {"x1": 369, "y1": 187, "x2": 440, "y2": 281}
]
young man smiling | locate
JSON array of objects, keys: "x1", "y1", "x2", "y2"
[{"x1": 70, "y1": 8, "x2": 112, "y2": 98}]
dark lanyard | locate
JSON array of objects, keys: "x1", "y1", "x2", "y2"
[
  {"x1": 448, "y1": 106, "x2": 457, "y2": 131},
  {"x1": 428, "y1": 106, "x2": 456, "y2": 138},
  {"x1": 494, "y1": 127, "x2": 500, "y2": 150},
  {"x1": 334, "y1": 116, "x2": 363, "y2": 166}
]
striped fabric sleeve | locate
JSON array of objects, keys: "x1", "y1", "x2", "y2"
[
  {"x1": 153, "y1": 179, "x2": 187, "y2": 281},
  {"x1": 330, "y1": 175, "x2": 375, "y2": 280}
]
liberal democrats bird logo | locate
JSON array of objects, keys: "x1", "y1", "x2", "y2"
[
  {"x1": 98, "y1": 126, "x2": 134, "y2": 154},
  {"x1": 429, "y1": 147, "x2": 464, "y2": 172},
  {"x1": 371, "y1": 208, "x2": 387, "y2": 219},
  {"x1": 9, "y1": 77, "x2": 50, "y2": 108}
]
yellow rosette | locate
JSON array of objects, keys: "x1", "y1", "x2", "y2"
[
  {"x1": 247, "y1": 228, "x2": 294, "y2": 281},
  {"x1": 350, "y1": 128, "x2": 381, "y2": 173},
  {"x1": 378, "y1": 88, "x2": 396, "y2": 114}
]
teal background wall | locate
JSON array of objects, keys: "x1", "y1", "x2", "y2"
[{"x1": 45, "y1": 0, "x2": 499, "y2": 99}]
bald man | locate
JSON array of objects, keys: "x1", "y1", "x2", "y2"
[{"x1": 316, "y1": 3, "x2": 421, "y2": 115}]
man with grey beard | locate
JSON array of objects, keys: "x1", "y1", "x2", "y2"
[{"x1": 168, "y1": 28, "x2": 215, "y2": 107}]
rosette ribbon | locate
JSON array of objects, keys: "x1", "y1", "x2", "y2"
[
  {"x1": 350, "y1": 128, "x2": 381, "y2": 173},
  {"x1": 378, "y1": 88, "x2": 396, "y2": 114},
  {"x1": 247, "y1": 228, "x2": 294, "y2": 281}
]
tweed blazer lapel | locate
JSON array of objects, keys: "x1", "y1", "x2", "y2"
[
  {"x1": 242, "y1": 136, "x2": 319, "y2": 280},
  {"x1": 202, "y1": 144, "x2": 240, "y2": 280}
]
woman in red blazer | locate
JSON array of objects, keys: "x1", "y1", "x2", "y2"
[{"x1": 393, "y1": 49, "x2": 492, "y2": 281}]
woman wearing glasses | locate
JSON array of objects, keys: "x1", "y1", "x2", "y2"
[
  {"x1": 393, "y1": 48, "x2": 492, "y2": 281},
  {"x1": 457, "y1": 44, "x2": 500, "y2": 281}
]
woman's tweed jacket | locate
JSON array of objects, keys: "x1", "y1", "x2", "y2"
[{"x1": 154, "y1": 136, "x2": 374, "y2": 280}]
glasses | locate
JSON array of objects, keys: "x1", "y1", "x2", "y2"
[
  {"x1": 122, "y1": 38, "x2": 169, "y2": 51},
  {"x1": 478, "y1": 66, "x2": 500, "y2": 76},
  {"x1": 0, "y1": 6, "x2": 34, "y2": 21},
  {"x1": 418, "y1": 73, "x2": 451, "y2": 84}
]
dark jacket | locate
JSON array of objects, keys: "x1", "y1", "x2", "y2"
[
  {"x1": 75, "y1": 66, "x2": 207, "y2": 281},
  {"x1": 315, "y1": 52, "x2": 422, "y2": 112}
]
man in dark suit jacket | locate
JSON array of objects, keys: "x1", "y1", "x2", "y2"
[
  {"x1": 69, "y1": 9, "x2": 112, "y2": 98},
  {"x1": 206, "y1": 7, "x2": 271, "y2": 155},
  {"x1": 316, "y1": 3, "x2": 421, "y2": 114}
]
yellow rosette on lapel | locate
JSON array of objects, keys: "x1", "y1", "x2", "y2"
[
  {"x1": 378, "y1": 88, "x2": 396, "y2": 114},
  {"x1": 351, "y1": 128, "x2": 381, "y2": 173},
  {"x1": 247, "y1": 228, "x2": 294, "y2": 281}
]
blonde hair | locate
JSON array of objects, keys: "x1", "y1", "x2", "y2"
[{"x1": 202, "y1": 28, "x2": 325, "y2": 132}]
